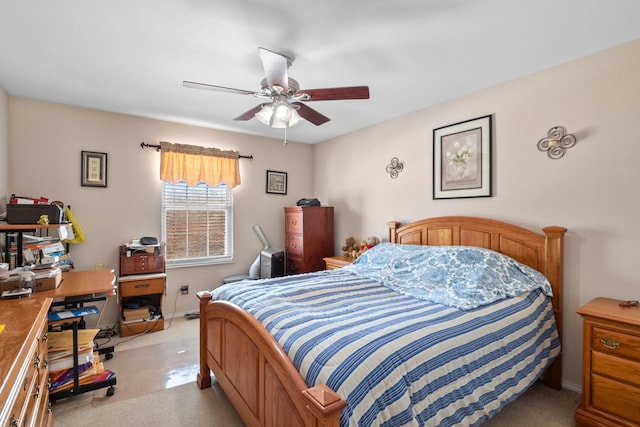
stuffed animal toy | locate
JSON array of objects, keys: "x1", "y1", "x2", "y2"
[
  {"x1": 357, "y1": 239, "x2": 368, "y2": 257},
  {"x1": 367, "y1": 236, "x2": 380, "y2": 247},
  {"x1": 341, "y1": 236, "x2": 359, "y2": 258},
  {"x1": 357, "y1": 235, "x2": 381, "y2": 257}
]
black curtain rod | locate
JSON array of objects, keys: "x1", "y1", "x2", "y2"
[{"x1": 140, "y1": 142, "x2": 253, "y2": 160}]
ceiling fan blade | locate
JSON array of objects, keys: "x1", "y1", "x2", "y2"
[
  {"x1": 234, "y1": 105, "x2": 264, "y2": 121},
  {"x1": 299, "y1": 86, "x2": 370, "y2": 101},
  {"x1": 292, "y1": 102, "x2": 330, "y2": 126},
  {"x1": 183, "y1": 80, "x2": 255, "y2": 96},
  {"x1": 259, "y1": 47, "x2": 289, "y2": 92}
]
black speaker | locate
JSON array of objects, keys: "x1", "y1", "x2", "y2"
[{"x1": 260, "y1": 248, "x2": 285, "y2": 278}]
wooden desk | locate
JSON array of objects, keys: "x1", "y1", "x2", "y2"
[
  {"x1": 32, "y1": 269, "x2": 118, "y2": 402},
  {"x1": 35, "y1": 269, "x2": 117, "y2": 300}
]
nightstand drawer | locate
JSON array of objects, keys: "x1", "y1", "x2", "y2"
[
  {"x1": 592, "y1": 351, "x2": 640, "y2": 387},
  {"x1": 323, "y1": 256, "x2": 354, "y2": 270},
  {"x1": 120, "y1": 277, "x2": 165, "y2": 297},
  {"x1": 592, "y1": 374, "x2": 640, "y2": 423},
  {"x1": 592, "y1": 325, "x2": 640, "y2": 363}
]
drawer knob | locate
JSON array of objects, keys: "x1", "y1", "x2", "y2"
[
  {"x1": 134, "y1": 283, "x2": 151, "y2": 289},
  {"x1": 599, "y1": 336, "x2": 620, "y2": 350}
]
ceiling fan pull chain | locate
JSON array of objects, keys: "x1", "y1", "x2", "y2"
[{"x1": 283, "y1": 127, "x2": 288, "y2": 146}]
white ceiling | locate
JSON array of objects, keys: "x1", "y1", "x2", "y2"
[{"x1": 1, "y1": 1, "x2": 639, "y2": 144}]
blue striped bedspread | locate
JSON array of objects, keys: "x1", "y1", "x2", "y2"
[{"x1": 211, "y1": 269, "x2": 560, "y2": 426}]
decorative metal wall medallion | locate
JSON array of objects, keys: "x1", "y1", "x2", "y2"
[
  {"x1": 386, "y1": 157, "x2": 404, "y2": 179},
  {"x1": 537, "y1": 126, "x2": 576, "y2": 159}
]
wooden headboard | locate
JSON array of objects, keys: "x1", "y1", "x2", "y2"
[{"x1": 388, "y1": 216, "x2": 567, "y2": 389}]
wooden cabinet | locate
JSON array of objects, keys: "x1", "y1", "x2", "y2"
[
  {"x1": 323, "y1": 256, "x2": 354, "y2": 270},
  {"x1": 284, "y1": 206, "x2": 334, "y2": 275},
  {"x1": 118, "y1": 273, "x2": 166, "y2": 337},
  {"x1": 119, "y1": 245, "x2": 164, "y2": 276},
  {"x1": 575, "y1": 297, "x2": 640, "y2": 427},
  {"x1": 0, "y1": 297, "x2": 53, "y2": 427}
]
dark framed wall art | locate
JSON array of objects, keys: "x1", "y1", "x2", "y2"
[
  {"x1": 433, "y1": 115, "x2": 492, "y2": 199},
  {"x1": 266, "y1": 170, "x2": 287, "y2": 195},
  {"x1": 81, "y1": 151, "x2": 108, "y2": 187}
]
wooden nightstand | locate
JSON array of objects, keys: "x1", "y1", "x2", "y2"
[
  {"x1": 323, "y1": 256, "x2": 354, "y2": 270},
  {"x1": 575, "y1": 297, "x2": 640, "y2": 427}
]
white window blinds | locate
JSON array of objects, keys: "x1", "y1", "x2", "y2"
[{"x1": 161, "y1": 182, "x2": 233, "y2": 267}]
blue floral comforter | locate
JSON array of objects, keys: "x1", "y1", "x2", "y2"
[{"x1": 342, "y1": 243, "x2": 552, "y2": 310}]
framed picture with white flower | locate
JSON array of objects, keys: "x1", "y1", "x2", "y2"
[{"x1": 433, "y1": 114, "x2": 492, "y2": 199}]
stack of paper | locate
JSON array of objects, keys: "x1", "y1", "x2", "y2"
[{"x1": 47, "y1": 328, "x2": 114, "y2": 393}]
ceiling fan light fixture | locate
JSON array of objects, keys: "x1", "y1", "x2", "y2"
[
  {"x1": 255, "y1": 100, "x2": 302, "y2": 128},
  {"x1": 288, "y1": 108, "x2": 302, "y2": 127},
  {"x1": 255, "y1": 104, "x2": 273, "y2": 126}
]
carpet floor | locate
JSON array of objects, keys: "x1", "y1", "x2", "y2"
[{"x1": 52, "y1": 316, "x2": 581, "y2": 426}]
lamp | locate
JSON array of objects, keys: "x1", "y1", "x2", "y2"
[
  {"x1": 537, "y1": 126, "x2": 576, "y2": 159},
  {"x1": 255, "y1": 96, "x2": 302, "y2": 128}
]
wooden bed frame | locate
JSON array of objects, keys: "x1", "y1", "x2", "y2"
[{"x1": 197, "y1": 216, "x2": 566, "y2": 427}]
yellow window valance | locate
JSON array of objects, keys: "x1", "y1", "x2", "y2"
[{"x1": 159, "y1": 141, "x2": 241, "y2": 188}]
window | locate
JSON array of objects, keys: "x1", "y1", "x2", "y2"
[{"x1": 161, "y1": 182, "x2": 233, "y2": 268}]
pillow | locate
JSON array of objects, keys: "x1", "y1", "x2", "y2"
[{"x1": 343, "y1": 243, "x2": 552, "y2": 310}]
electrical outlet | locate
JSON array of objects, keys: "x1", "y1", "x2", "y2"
[{"x1": 180, "y1": 285, "x2": 189, "y2": 295}]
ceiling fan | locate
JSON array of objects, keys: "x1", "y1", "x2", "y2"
[{"x1": 183, "y1": 47, "x2": 370, "y2": 129}]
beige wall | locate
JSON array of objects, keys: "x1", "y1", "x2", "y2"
[
  {"x1": 0, "y1": 86, "x2": 7, "y2": 209},
  {"x1": 6, "y1": 98, "x2": 314, "y2": 325},
  {"x1": 314, "y1": 39, "x2": 640, "y2": 390}
]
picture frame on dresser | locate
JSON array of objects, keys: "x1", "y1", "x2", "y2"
[
  {"x1": 433, "y1": 115, "x2": 492, "y2": 199},
  {"x1": 81, "y1": 150, "x2": 108, "y2": 187},
  {"x1": 266, "y1": 170, "x2": 287, "y2": 195}
]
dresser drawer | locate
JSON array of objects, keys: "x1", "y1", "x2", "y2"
[
  {"x1": 120, "y1": 277, "x2": 165, "y2": 297},
  {"x1": 7, "y1": 351, "x2": 38, "y2": 427},
  {"x1": 286, "y1": 256, "x2": 303, "y2": 275},
  {"x1": 285, "y1": 212, "x2": 303, "y2": 234},
  {"x1": 592, "y1": 325, "x2": 640, "y2": 363},
  {"x1": 286, "y1": 234, "x2": 303, "y2": 256},
  {"x1": 592, "y1": 373, "x2": 640, "y2": 424}
]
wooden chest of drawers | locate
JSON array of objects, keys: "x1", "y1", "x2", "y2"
[
  {"x1": 284, "y1": 206, "x2": 334, "y2": 275},
  {"x1": 575, "y1": 297, "x2": 640, "y2": 427},
  {"x1": 0, "y1": 298, "x2": 53, "y2": 427}
]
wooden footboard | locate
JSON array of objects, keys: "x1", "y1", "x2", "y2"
[{"x1": 197, "y1": 292, "x2": 346, "y2": 427}]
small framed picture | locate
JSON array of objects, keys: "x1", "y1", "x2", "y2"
[
  {"x1": 266, "y1": 170, "x2": 287, "y2": 195},
  {"x1": 81, "y1": 151, "x2": 108, "y2": 187},
  {"x1": 433, "y1": 115, "x2": 492, "y2": 199}
]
